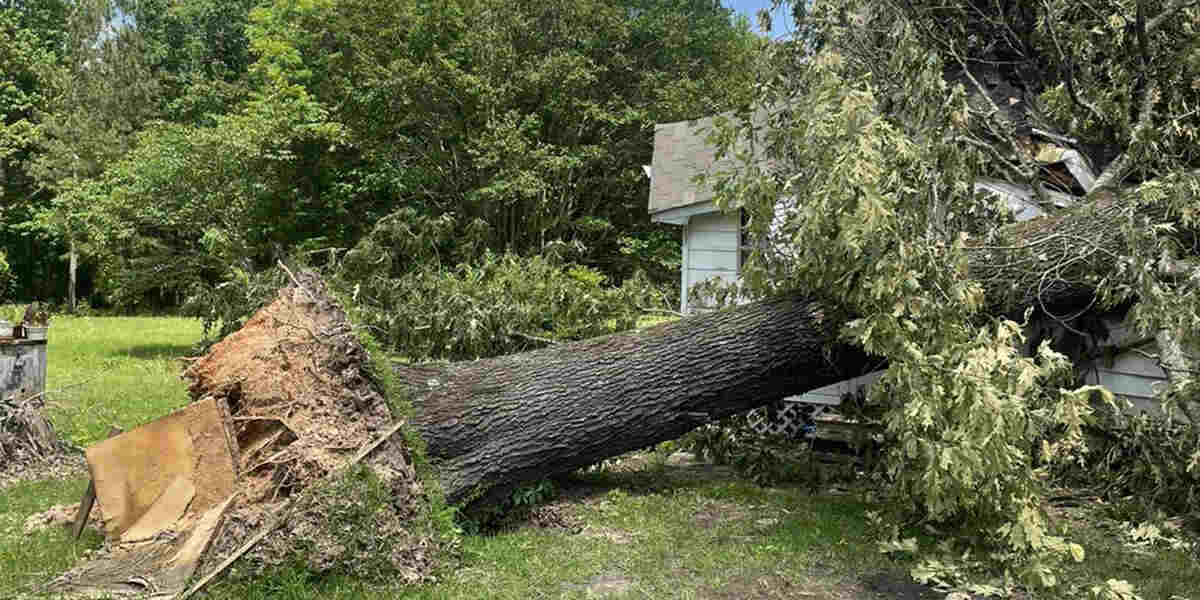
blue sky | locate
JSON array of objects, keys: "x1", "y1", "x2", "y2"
[{"x1": 725, "y1": 0, "x2": 795, "y2": 39}]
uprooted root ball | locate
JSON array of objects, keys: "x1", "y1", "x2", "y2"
[{"x1": 185, "y1": 271, "x2": 449, "y2": 582}]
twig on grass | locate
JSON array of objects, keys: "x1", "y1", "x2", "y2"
[{"x1": 20, "y1": 375, "x2": 100, "y2": 405}]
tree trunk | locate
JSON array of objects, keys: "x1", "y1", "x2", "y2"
[
  {"x1": 179, "y1": 191, "x2": 1181, "y2": 512},
  {"x1": 398, "y1": 296, "x2": 870, "y2": 505},
  {"x1": 68, "y1": 239, "x2": 77, "y2": 313}
]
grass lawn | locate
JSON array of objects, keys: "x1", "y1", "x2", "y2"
[
  {"x1": 0, "y1": 315, "x2": 1197, "y2": 599},
  {"x1": 40, "y1": 315, "x2": 205, "y2": 447}
]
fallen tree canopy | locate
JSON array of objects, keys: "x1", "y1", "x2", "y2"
[{"x1": 399, "y1": 190, "x2": 1193, "y2": 505}]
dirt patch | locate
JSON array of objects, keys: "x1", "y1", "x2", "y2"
[
  {"x1": 702, "y1": 572, "x2": 937, "y2": 600},
  {"x1": 693, "y1": 500, "x2": 746, "y2": 530},
  {"x1": 563, "y1": 574, "x2": 634, "y2": 597},
  {"x1": 581, "y1": 525, "x2": 637, "y2": 545},
  {"x1": 861, "y1": 572, "x2": 941, "y2": 600},
  {"x1": 526, "y1": 503, "x2": 583, "y2": 532},
  {"x1": 703, "y1": 574, "x2": 844, "y2": 599},
  {"x1": 23, "y1": 501, "x2": 99, "y2": 535}
]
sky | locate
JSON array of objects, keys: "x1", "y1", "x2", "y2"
[{"x1": 725, "y1": 0, "x2": 795, "y2": 40}]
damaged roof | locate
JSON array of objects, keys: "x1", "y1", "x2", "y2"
[{"x1": 649, "y1": 103, "x2": 1096, "y2": 224}]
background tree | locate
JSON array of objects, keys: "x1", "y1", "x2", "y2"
[
  {"x1": 0, "y1": 0, "x2": 67, "y2": 300},
  {"x1": 73, "y1": 0, "x2": 761, "y2": 325},
  {"x1": 22, "y1": 0, "x2": 161, "y2": 310},
  {"x1": 0, "y1": 0, "x2": 258, "y2": 307}
]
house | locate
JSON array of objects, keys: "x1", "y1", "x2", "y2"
[
  {"x1": 646, "y1": 109, "x2": 881, "y2": 429},
  {"x1": 646, "y1": 109, "x2": 1185, "y2": 432}
]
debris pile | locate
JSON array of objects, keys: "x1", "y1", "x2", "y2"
[
  {"x1": 0, "y1": 307, "x2": 59, "y2": 470},
  {"x1": 48, "y1": 272, "x2": 440, "y2": 598},
  {"x1": 0, "y1": 394, "x2": 58, "y2": 465}
]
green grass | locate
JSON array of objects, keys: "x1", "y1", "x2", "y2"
[
  {"x1": 1, "y1": 314, "x2": 1198, "y2": 600},
  {"x1": 0, "y1": 477, "x2": 104, "y2": 595},
  {"x1": 1065, "y1": 507, "x2": 1200, "y2": 600},
  {"x1": 202, "y1": 463, "x2": 890, "y2": 600},
  {"x1": 42, "y1": 315, "x2": 204, "y2": 446}
]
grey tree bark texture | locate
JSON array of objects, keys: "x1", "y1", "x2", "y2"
[{"x1": 397, "y1": 297, "x2": 869, "y2": 506}]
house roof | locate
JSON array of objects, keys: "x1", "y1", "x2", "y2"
[
  {"x1": 648, "y1": 114, "x2": 728, "y2": 215},
  {"x1": 648, "y1": 108, "x2": 772, "y2": 217},
  {"x1": 648, "y1": 104, "x2": 1096, "y2": 224}
]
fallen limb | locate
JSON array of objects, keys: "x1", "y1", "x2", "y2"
[{"x1": 397, "y1": 191, "x2": 1191, "y2": 506}]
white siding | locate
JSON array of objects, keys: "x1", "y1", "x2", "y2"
[
  {"x1": 1080, "y1": 340, "x2": 1170, "y2": 415},
  {"x1": 784, "y1": 370, "x2": 884, "y2": 406},
  {"x1": 682, "y1": 211, "x2": 740, "y2": 313}
]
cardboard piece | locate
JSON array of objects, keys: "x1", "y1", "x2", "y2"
[
  {"x1": 84, "y1": 397, "x2": 237, "y2": 539},
  {"x1": 72, "y1": 426, "x2": 123, "y2": 540},
  {"x1": 119, "y1": 475, "x2": 195, "y2": 542},
  {"x1": 48, "y1": 399, "x2": 239, "y2": 598}
]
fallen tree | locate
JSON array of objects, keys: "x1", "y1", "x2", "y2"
[
  {"x1": 60, "y1": 188, "x2": 1169, "y2": 593},
  {"x1": 398, "y1": 190, "x2": 1188, "y2": 505},
  {"x1": 398, "y1": 295, "x2": 865, "y2": 505}
]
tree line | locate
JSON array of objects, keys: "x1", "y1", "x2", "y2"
[{"x1": 0, "y1": 0, "x2": 762, "y2": 314}]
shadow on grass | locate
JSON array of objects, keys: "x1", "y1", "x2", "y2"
[
  {"x1": 109, "y1": 343, "x2": 197, "y2": 360},
  {"x1": 554, "y1": 460, "x2": 741, "y2": 503}
]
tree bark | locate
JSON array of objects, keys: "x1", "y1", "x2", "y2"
[{"x1": 399, "y1": 297, "x2": 870, "y2": 505}]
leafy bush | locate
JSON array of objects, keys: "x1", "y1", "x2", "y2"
[
  {"x1": 343, "y1": 253, "x2": 662, "y2": 360},
  {"x1": 0, "y1": 252, "x2": 16, "y2": 303},
  {"x1": 337, "y1": 211, "x2": 666, "y2": 360},
  {"x1": 180, "y1": 264, "x2": 290, "y2": 344}
]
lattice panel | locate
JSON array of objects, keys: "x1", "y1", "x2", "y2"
[{"x1": 746, "y1": 402, "x2": 829, "y2": 439}]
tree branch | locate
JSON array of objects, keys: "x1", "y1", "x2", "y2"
[
  {"x1": 1090, "y1": 81, "x2": 1158, "y2": 194},
  {"x1": 1146, "y1": 0, "x2": 1200, "y2": 34},
  {"x1": 1042, "y1": 0, "x2": 1107, "y2": 130}
]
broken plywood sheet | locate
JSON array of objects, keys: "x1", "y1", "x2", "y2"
[
  {"x1": 85, "y1": 397, "x2": 237, "y2": 539},
  {"x1": 120, "y1": 476, "x2": 195, "y2": 543}
]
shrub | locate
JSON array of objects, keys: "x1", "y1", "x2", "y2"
[{"x1": 339, "y1": 247, "x2": 665, "y2": 361}]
